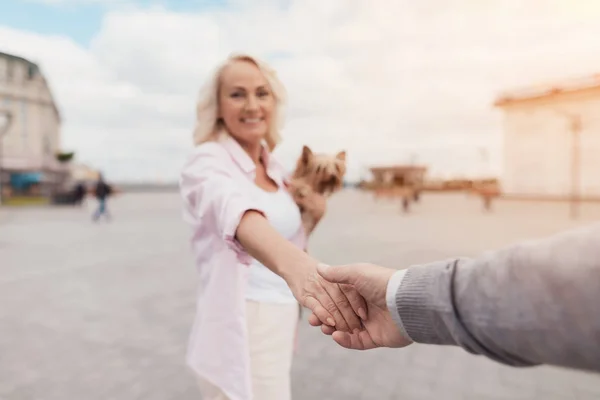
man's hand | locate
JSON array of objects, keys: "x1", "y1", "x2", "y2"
[{"x1": 308, "y1": 263, "x2": 413, "y2": 350}]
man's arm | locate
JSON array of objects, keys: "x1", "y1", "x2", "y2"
[{"x1": 395, "y1": 223, "x2": 600, "y2": 371}]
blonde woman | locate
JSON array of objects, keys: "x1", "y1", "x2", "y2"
[{"x1": 179, "y1": 54, "x2": 367, "y2": 400}]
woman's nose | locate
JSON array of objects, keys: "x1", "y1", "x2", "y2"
[{"x1": 245, "y1": 95, "x2": 259, "y2": 110}]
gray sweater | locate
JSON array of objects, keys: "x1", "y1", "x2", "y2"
[{"x1": 394, "y1": 222, "x2": 600, "y2": 372}]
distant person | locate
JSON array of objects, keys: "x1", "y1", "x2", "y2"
[
  {"x1": 402, "y1": 195, "x2": 410, "y2": 212},
  {"x1": 483, "y1": 194, "x2": 492, "y2": 211},
  {"x1": 73, "y1": 182, "x2": 86, "y2": 206},
  {"x1": 309, "y1": 222, "x2": 600, "y2": 374},
  {"x1": 92, "y1": 174, "x2": 113, "y2": 221},
  {"x1": 179, "y1": 53, "x2": 365, "y2": 400}
]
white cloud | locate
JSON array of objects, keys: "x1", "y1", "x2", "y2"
[{"x1": 3, "y1": 0, "x2": 600, "y2": 182}]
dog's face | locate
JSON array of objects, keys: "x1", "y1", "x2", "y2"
[{"x1": 294, "y1": 145, "x2": 347, "y2": 195}]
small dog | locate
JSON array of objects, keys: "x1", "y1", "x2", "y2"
[{"x1": 288, "y1": 145, "x2": 347, "y2": 233}]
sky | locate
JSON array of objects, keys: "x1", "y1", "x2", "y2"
[{"x1": 2, "y1": 0, "x2": 600, "y2": 182}]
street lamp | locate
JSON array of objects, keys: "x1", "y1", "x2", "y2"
[{"x1": 0, "y1": 108, "x2": 13, "y2": 206}]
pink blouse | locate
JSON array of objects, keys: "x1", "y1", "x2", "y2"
[{"x1": 179, "y1": 135, "x2": 307, "y2": 400}]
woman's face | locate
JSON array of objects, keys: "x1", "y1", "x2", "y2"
[{"x1": 218, "y1": 60, "x2": 274, "y2": 146}]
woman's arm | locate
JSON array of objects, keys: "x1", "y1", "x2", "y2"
[
  {"x1": 180, "y1": 145, "x2": 366, "y2": 332},
  {"x1": 236, "y1": 210, "x2": 366, "y2": 331}
]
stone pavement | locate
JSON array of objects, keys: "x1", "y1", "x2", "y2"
[{"x1": 1, "y1": 190, "x2": 599, "y2": 400}]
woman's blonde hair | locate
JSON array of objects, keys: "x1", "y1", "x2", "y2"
[{"x1": 192, "y1": 53, "x2": 287, "y2": 151}]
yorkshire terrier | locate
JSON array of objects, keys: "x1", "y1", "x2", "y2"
[{"x1": 288, "y1": 145, "x2": 347, "y2": 234}]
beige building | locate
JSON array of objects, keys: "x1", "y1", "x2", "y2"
[
  {"x1": 495, "y1": 74, "x2": 600, "y2": 199},
  {"x1": 0, "y1": 51, "x2": 64, "y2": 198}
]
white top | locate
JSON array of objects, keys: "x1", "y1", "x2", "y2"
[{"x1": 245, "y1": 186, "x2": 303, "y2": 304}]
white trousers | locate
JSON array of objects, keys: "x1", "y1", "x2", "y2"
[{"x1": 197, "y1": 300, "x2": 299, "y2": 400}]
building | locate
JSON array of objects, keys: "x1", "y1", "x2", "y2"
[
  {"x1": 0, "y1": 51, "x2": 65, "y2": 200},
  {"x1": 495, "y1": 74, "x2": 600, "y2": 200}
]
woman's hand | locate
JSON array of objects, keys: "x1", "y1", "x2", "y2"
[
  {"x1": 288, "y1": 180, "x2": 327, "y2": 234},
  {"x1": 296, "y1": 187, "x2": 326, "y2": 223},
  {"x1": 282, "y1": 259, "x2": 368, "y2": 333}
]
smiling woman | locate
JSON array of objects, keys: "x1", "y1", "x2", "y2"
[{"x1": 179, "y1": 54, "x2": 366, "y2": 400}]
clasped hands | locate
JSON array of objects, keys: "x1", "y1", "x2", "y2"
[
  {"x1": 286, "y1": 186, "x2": 411, "y2": 349},
  {"x1": 287, "y1": 261, "x2": 412, "y2": 350}
]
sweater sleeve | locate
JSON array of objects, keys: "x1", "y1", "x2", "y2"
[{"x1": 394, "y1": 223, "x2": 600, "y2": 372}]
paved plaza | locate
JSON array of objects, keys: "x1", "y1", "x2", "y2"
[{"x1": 1, "y1": 190, "x2": 600, "y2": 400}]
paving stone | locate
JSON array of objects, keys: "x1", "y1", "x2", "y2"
[{"x1": 2, "y1": 190, "x2": 600, "y2": 400}]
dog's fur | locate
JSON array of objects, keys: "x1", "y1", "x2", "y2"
[{"x1": 288, "y1": 145, "x2": 347, "y2": 233}]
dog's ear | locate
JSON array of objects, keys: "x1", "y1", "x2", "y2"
[
  {"x1": 335, "y1": 150, "x2": 346, "y2": 161},
  {"x1": 301, "y1": 145, "x2": 313, "y2": 164}
]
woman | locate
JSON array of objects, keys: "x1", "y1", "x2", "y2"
[{"x1": 179, "y1": 54, "x2": 367, "y2": 400}]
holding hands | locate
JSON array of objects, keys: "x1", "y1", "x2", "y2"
[
  {"x1": 283, "y1": 261, "x2": 368, "y2": 333},
  {"x1": 307, "y1": 263, "x2": 412, "y2": 350}
]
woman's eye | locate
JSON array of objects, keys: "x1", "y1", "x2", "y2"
[
  {"x1": 257, "y1": 91, "x2": 269, "y2": 98},
  {"x1": 230, "y1": 92, "x2": 244, "y2": 98}
]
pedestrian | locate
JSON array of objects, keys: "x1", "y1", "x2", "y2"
[
  {"x1": 73, "y1": 182, "x2": 86, "y2": 206},
  {"x1": 92, "y1": 173, "x2": 112, "y2": 221}
]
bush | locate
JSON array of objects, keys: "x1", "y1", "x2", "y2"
[{"x1": 55, "y1": 151, "x2": 75, "y2": 163}]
